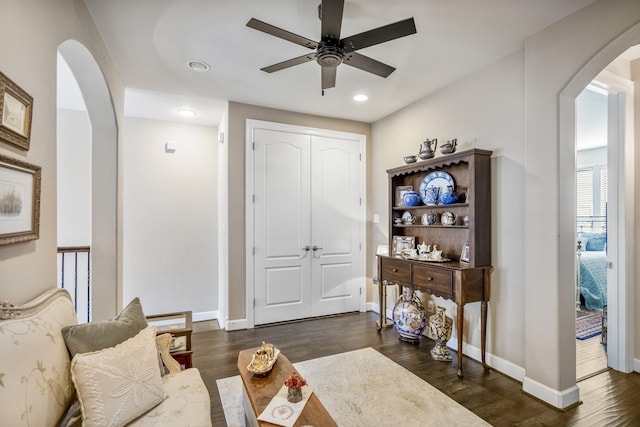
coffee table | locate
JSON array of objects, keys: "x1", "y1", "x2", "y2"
[{"x1": 237, "y1": 348, "x2": 337, "y2": 427}]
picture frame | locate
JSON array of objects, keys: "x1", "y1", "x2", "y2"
[
  {"x1": 460, "y1": 242, "x2": 470, "y2": 264},
  {"x1": 0, "y1": 71, "x2": 33, "y2": 151},
  {"x1": 392, "y1": 235, "x2": 415, "y2": 256},
  {"x1": 0, "y1": 154, "x2": 41, "y2": 246},
  {"x1": 395, "y1": 185, "x2": 413, "y2": 207}
]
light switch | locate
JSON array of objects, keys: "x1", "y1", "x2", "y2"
[
  {"x1": 165, "y1": 141, "x2": 177, "y2": 153},
  {"x1": 373, "y1": 214, "x2": 380, "y2": 223}
]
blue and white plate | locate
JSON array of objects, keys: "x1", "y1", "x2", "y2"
[{"x1": 419, "y1": 171, "x2": 455, "y2": 205}]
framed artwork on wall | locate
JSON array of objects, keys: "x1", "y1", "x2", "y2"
[
  {"x1": 0, "y1": 71, "x2": 33, "y2": 151},
  {"x1": 0, "y1": 154, "x2": 41, "y2": 246}
]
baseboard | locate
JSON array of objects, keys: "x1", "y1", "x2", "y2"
[
  {"x1": 457, "y1": 340, "x2": 526, "y2": 382},
  {"x1": 226, "y1": 318, "x2": 249, "y2": 331},
  {"x1": 634, "y1": 357, "x2": 640, "y2": 373},
  {"x1": 522, "y1": 376, "x2": 580, "y2": 409},
  {"x1": 368, "y1": 302, "x2": 394, "y2": 323},
  {"x1": 193, "y1": 310, "x2": 217, "y2": 322}
]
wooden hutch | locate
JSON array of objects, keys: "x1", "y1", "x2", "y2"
[{"x1": 378, "y1": 148, "x2": 492, "y2": 378}]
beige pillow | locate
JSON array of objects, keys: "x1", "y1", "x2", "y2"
[
  {"x1": 70, "y1": 327, "x2": 166, "y2": 427},
  {"x1": 62, "y1": 297, "x2": 148, "y2": 358}
]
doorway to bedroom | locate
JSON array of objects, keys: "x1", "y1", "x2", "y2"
[{"x1": 575, "y1": 83, "x2": 610, "y2": 380}]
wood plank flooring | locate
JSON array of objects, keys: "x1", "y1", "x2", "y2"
[
  {"x1": 192, "y1": 311, "x2": 640, "y2": 426},
  {"x1": 576, "y1": 335, "x2": 608, "y2": 381}
]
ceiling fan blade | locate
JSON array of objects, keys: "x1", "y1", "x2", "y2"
[
  {"x1": 320, "y1": 0, "x2": 344, "y2": 39},
  {"x1": 322, "y1": 66, "x2": 337, "y2": 90},
  {"x1": 247, "y1": 18, "x2": 318, "y2": 50},
  {"x1": 261, "y1": 53, "x2": 316, "y2": 73},
  {"x1": 341, "y1": 18, "x2": 416, "y2": 53},
  {"x1": 343, "y1": 52, "x2": 395, "y2": 78}
]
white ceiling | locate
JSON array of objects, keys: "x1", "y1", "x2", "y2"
[{"x1": 82, "y1": 0, "x2": 602, "y2": 126}]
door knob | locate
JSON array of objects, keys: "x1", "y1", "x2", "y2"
[
  {"x1": 312, "y1": 245, "x2": 322, "y2": 251},
  {"x1": 302, "y1": 245, "x2": 311, "y2": 251}
]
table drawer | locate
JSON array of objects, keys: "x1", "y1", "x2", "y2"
[
  {"x1": 412, "y1": 264, "x2": 453, "y2": 298},
  {"x1": 380, "y1": 258, "x2": 411, "y2": 284}
]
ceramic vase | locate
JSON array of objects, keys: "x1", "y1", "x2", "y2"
[
  {"x1": 423, "y1": 186, "x2": 440, "y2": 206},
  {"x1": 429, "y1": 306, "x2": 453, "y2": 361},
  {"x1": 287, "y1": 387, "x2": 303, "y2": 403},
  {"x1": 393, "y1": 288, "x2": 427, "y2": 343}
]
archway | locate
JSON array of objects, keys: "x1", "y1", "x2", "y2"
[
  {"x1": 559, "y1": 25, "x2": 640, "y2": 375},
  {"x1": 57, "y1": 40, "x2": 118, "y2": 321}
]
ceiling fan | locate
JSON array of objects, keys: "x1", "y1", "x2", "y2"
[{"x1": 246, "y1": 0, "x2": 417, "y2": 94}]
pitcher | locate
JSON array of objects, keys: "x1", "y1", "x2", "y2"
[{"x1": 418, "y1": 138, "x2": 438, "y2": 160}]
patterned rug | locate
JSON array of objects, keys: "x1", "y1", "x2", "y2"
[
  {"x1": 576, "y1": 309, "x2": 602, "y2": 340},
  {"x1": 217, "y1": 347, "x2": 490, "y2": 427}
]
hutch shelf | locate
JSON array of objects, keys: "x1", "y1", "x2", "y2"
[{"x1": 378, "y1": 148, "x2": 493, "y2": 378}]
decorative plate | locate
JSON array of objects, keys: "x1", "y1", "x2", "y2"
[
  {"x1": 419, "y1": 171, "x2": 454, "y2": 205},
  {"x1": 247, "y1": 347, "x2": 281, "y2": 376}
]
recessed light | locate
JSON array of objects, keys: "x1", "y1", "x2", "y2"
[
  {"x1": 177, "y1": 109, "x2": 197, "y2": 117},
  {"x1": 187, "y1": 60, "x2": 210, "y2": 72},
  {"x1": 353, "y1": 94, "x2": 368, "y2": 102}
]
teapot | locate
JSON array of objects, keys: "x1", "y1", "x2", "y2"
[
  {"x1": 402, "y1": 190, "x2": 421, "y2": 207},
  {"x1": 418, "y1": 138, "x2": 438, "y2": 160},
  {"x1": 440, "y1": 138, "x2": 457, "y2": 155},
  {"x1": 440, "y1": 185, "x2": 458, "y2": 204}
]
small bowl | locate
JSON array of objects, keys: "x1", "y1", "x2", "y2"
[{"x1": 404, "y1": 155, "x2": 417, "y2": 164}]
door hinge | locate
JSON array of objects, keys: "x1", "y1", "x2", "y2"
[
  {"x1": 359, "y1": 197, "x2": 362, "y2": 206},
  {"x1": 359, "y1": 153, "x2": 362, "y2": 161},
  {"x1": 252, "y1": 194, "x2": 256, "y2": 203},
  {"x1": 359, "y1": 242, "x2": 362, "y2": 250},
  {"x1": 252, "y1": 142, "x2": 255, "y2": 150},
  {"x1": 253, "y1": 246, "x2": 256, "y2": 255},
  {"x1": 607, "y1": 261, "x2": 614, "y2": 269},
  {"x1": 360, "y1": 287, "x2": 362, "y2": 295}
]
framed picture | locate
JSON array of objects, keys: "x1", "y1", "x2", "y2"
[
  {"x1": 0, "y1": 154, "x2": 41, "y2": 246},
  {"x1": 392, "y1": 235, "x2": 415, "y2": 256},
  {"x1": 395, "y1": 185, "x2": 413, "y2": 207},
  {"x1": 0, "y1": 72, "x2": 33, "y2": 151},
  {"x1": 460, "y1": 242, "x2": 470, "y2": 264}
]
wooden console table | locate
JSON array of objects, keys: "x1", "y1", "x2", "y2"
[
  {"x1": 379, "y1": 255, "x2": 491, "y2": 378},
  {"x1": 237, "y1": 348, "x2": 337, "y2": 427}
]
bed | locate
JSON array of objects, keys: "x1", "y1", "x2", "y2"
[{"x1": 577, "y1": 230, "x2": 607, "y2": 311}]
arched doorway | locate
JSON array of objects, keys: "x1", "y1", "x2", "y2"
[
  {"x1": 57, "y1": 40, "x2": 118, "y2": 321},
  {"x1": 559, "y1": 27, "x2": 639, "y2": 376}
]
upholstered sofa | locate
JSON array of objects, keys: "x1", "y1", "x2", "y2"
[{"x1": 0, "y1": 288, "x2": 211, "y2": 426}]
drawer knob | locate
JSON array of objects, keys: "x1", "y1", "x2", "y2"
[
  {"x1": 392, "y1": 268, "x2": 398, "y2": 272},
  {"x1": 427, "y1": 277, "x2": 434, "y2": 281}
]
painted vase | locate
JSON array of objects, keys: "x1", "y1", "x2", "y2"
[
  {"x1": 423, "y1": 186, "x2": 440, "y2": 206},
  {"x1": 429, "y1": 306, "x2": 453, "y2": 361},
  {"x1": 393, "y1": 288, "x2": 427, "y2": 343},
  {"x1": 402, "y1": 190, "x2": 421, "y2": 207},
  {"x1": 287, "y1": 387, "x2": 303, "y2": 403}
]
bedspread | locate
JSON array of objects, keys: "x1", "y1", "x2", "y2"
[{"x1": 579, "y1": 250, "x2": 607, "y2": 311}]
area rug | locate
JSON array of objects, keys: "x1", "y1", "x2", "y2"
[
  {"x1": 576, "y1": 309, "x2": 602, "y2": 340},
  {"x1": 216, "y1": 347, "x2": 489, "y2": 427}
]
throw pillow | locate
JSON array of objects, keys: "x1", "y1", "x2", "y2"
[
  {"x1": 70, "y1": 326, "x2": 166, "y2": 427},
  {"x1": 586, "y1": 236, "x2": 606, "y2": 251},
  {"x1": 62, "y1": 297, "x2": 148, "y2": 357}
]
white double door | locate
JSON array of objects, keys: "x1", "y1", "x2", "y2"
[{"x1": 251, "y1": 123, "x2": 364, "y2": 325}]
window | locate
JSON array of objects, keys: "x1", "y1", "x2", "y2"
[{"x1": 577, "y1": 165, "x2": 607, "y2": 232}]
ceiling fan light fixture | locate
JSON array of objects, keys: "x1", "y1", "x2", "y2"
[
  {"x1": 177, "y1": 108, "x2": 197, "y2": 117},
  {"x1": 353, "y1": 94, "x2": 368, "y2": 102},
  {"x1": 187, "y1": 60, "x2": 210, "y2": 72}
]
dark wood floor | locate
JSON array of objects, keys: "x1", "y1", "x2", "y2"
[{"x1": 192, "y1": 311, "x2": 640, "y2": 426}]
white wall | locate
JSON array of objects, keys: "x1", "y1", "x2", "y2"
[
  {"x1": 371, "y1": 51, "x2": 526, "y2": 372},
  {"x1": 0, "y1": 0, "x2": 124, "y2": 304},
  {"x1": 122, "y1": 117, "x2": 218, "y2": 319},
  {"x1": 57, "y1": 109, "x2": 91, "y2": 246}
]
